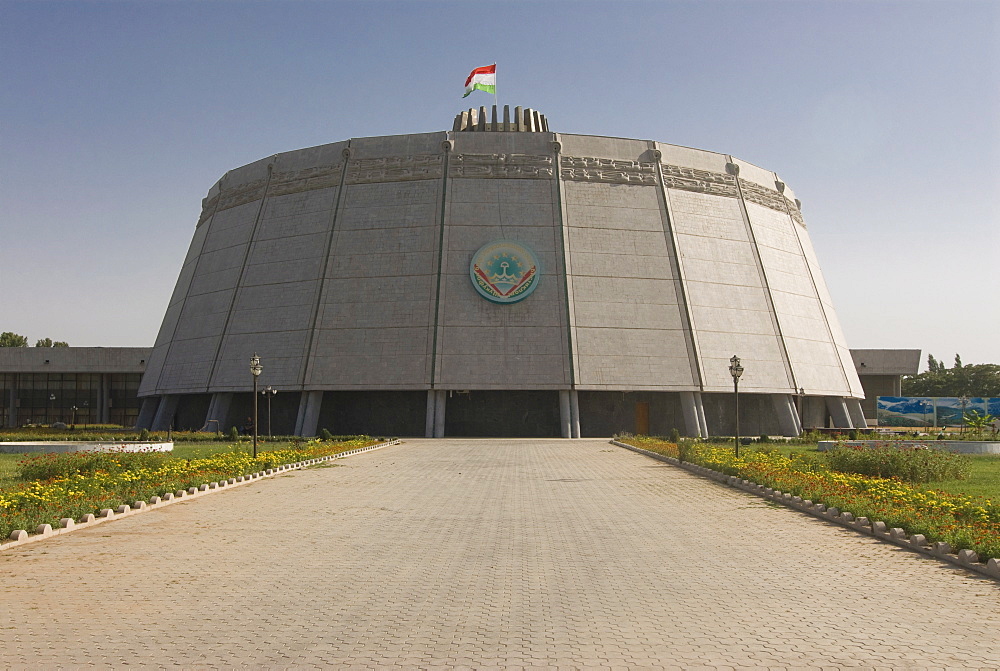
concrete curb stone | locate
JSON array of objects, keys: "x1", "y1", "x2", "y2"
[
  {"x1": 611, "y1": 439, "x2": 1000, "y2": 581},
  {"x1": 0, "y1": 438, "x2": 400, "y2": 552}
]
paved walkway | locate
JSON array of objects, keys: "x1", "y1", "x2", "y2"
[{"x1": 1, "y1": 439, "x2": 999, "y2": 669}]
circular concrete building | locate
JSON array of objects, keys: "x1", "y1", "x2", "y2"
[{"x1": 137, "y1": 106, "x2": 864, "y2": 438}]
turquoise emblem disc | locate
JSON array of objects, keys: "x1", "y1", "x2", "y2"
[{"x1": 469, "y1": 240, "x2": 541, "y2": 304}]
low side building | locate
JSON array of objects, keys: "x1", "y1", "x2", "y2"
[
  {"x1": 850, "y1": 349, "x2": 921, "y2": 424},
  {"x1": 0, "y1": 347, "x2": 151, "y2": 428}
]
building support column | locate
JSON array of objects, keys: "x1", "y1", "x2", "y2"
[
  {"x1": 826, "y1": 396, "x2": 854, "y2": 429},
  {"x1": 846, "y1": 398, "x2": 867, "y2": 429},
  {"x1": 135, "y1": 397, "x2": 159, "y2": 430},
  {"x1": 295, "y1": 391, "x2": 323, "y2": 437},
  {"x1": 433, "y1": 390, "x2": 446, "y2": 438},
  {"x1": 680, "y1": 391, "x2": 704, "y2": 438},
  {"x1": 559, "y1": 390, "x2": 572, "y2": 438},
  {"x1": 202, "y1": 392, "x2": 233, "y2": 433},
  {"x1": 100, "y1": 374, "x2": 111, "y2": 424},
  {"x1": 425, "y1": 390, "x2": 437, "y2": 438},
  {"x1": 569, "y1": 389, "x2": 581, "y2": 438},
  {"x1": 151, "y1": 395, "x2": 179, "y2": 431},
  {"x1": 771, "y1": 394, "x2": 802, "y2": 437}
]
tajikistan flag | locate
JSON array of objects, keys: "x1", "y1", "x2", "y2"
[{"x1": 463, "y1": 64, "x2": 496, "y2": 98}]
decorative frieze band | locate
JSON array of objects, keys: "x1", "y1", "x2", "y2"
[
  {"x1": 785, "y1": 198, "x2": 805, "y2": 226},
  {"x1": 740, "y1": 178, "x2": 794, "y2": 216},
  {"x1": 450, "y1": 153, "x2": 554, "y2": 179},
  {"x1": 560, "y1": 156, "x2": 658, "y2": 185},
  {"x1": 659, "y1": 164, "x2": 739, "y2": 198},
  {"x1": 269, "y1": 163, "x2": 344, "y2": 197},
  {"x1": 213, "y1": 179, "x2": 268, "y2": 216},
  {"x1": 346, "y1": 154, "x2": 443, "y2": 184},
  {"x1": 203, "y1": 163, "x2": 346, "y2": 222}
]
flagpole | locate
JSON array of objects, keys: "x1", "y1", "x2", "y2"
[{"x1": 492, "y1": 63, "x2": 498, "y2": 126}]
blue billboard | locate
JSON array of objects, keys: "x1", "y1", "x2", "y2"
[{"x1": 877, "y1": 396, "x2": 997, "y2": 427}]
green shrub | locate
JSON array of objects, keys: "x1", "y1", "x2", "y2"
[
  {"x1": 138, "y1": 428, "x2": 150, "y2": 441},
  {"x1": 826, "y1": 445, "x2": 971, "y2": 483},
  {"x1": 229, "y1": 426, "x2": 240, "y2": 442},
  {"x1": 668, "y1": 428, "x2": 681, "y2": 443},
  {"x1": 320, "y1": 428, "x2": 334, "y2": 441}
]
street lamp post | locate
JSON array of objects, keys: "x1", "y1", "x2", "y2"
[
  {"x1": 48, "y1": 393, "x2": 56, "y2": 426},
  {"x1": 250, "y1": 353, "x2": 263, "y2": 459},
  {"x1": 729, "y1": 355, "x2": 744, "y2": 458},
  {"x1": 262, "y1": 386, "x2": 277, "y2": 438},
  {"x1": 71, "y1": 406, "x2": 77, "y2": 427}
]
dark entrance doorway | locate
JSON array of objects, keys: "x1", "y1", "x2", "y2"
[{"x1": 444, "y1": 390, "x2": 561, "y2": 437}]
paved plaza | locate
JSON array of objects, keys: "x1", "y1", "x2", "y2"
[{"x1": 1, "y1": 439, "x2": 999, "y2": 669}]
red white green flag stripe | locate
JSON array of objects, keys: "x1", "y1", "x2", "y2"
[{"x1": 463, "y1": 64, "x2": 496, "y2": 98}]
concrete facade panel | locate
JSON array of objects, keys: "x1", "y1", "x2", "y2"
[
  {"x1": 450, "y1": 178, "x2": 554, "y2": 205},
  {"x1": 187, "y1": 265, "x2": 243, "y2": 297},
  {"x1": 257, "y1": 205, "x2": 336, "y2": 241},
  {"x1": 241, "y1": 259, "x2": 324, "y2": 286},
  {"x1": 308, "y1": 355, "x2": 430, "y2": 388},
  {"x1": 655, "y1": 143, "x2": 731, "y2": 174},
  {"x1": 562, "y1": 181, "x2": 660, "y2": 209},
  {"x1": 261, "y1": 188, "x2": 338, "y2": 222},
  {"x1": 680, "y1": 258, "x2": 763, "y2": 288},
  {"x1": 347, "y1": 132, "x2": 445, "y2": 159},
  {"x1": 181, "y1": 222, "x2": 211, "y2": 267},
  {"x1": 690, "y1": 306, "x2": 776, "y2": 336},
  {"x1": 210, "y1": 331, "x2": 310, "y2": 390},
  {"x1": 575, "y1": 328, "x2": 694, "y2": 388},
  {"x1": 439, "y1": 274, "x2": 563, "y2": 328},
  {"x1": 731, "y1": 157, "x2": 778, "y2": 191},
  {"x1": 676, "y1": 234, "x2": 757, "y2": 265},
  {"x1": 701, "y1": 355, "x2": 792, "y2": 394},
  {"x1": 166, "y1": 261, "x2": 198, "y2": 310},
  {"x1": 685, "y1": 282, "x2": 770, "y2": 311},
  {"x1": 573, "y1": 301, "x2": 684, "y2": 330},
  {"x1": 436, "y1": 354, "x2": 570, "y2": 389},
  {"x1": 557, "y1": 134, "x2": 652, "y2": 160},
  {"x1": 667, "y1": 191, "x2": 746, "y2": 238},
  {"x1": 569, "y1": 276, "x2": 679, "y2": 305},
  {"x1": 201, "y1": 202, "x2": 260, "y2": 253}
]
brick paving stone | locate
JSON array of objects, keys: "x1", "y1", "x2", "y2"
[{"x1": 1, "y1": 438, "x2": 999, "y2": 668}]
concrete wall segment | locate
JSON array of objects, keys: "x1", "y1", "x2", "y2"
[
  {"x1": 729, "y1": 156, "x2": 779, "y2": 191},
  {"x1": 654, "y1": 142, "x2": 730, "y2": 174}
]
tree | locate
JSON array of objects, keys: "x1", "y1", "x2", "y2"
[
  {"x1": 0, "y1": 332, "x2": 28, "y2": 347},
  {"x1": 902, "y1": 354, "x2": 1000, "y2": 397},
  {"x1": 927, "y1": 353, "x2": 940, "y2": 373},
  {"x1": 35, "y1": 338, "x2": 69, "y2": 347}
]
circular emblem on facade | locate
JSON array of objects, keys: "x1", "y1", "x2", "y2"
[{"x1": 469, "y1": 240, "x2": 541, "y2": 304}]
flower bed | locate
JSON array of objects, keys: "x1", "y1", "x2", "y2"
[
  {"x1": 0, "y1": 437, "x2": 378, "y2": 541},
  {"x1": 618, "y1": 436, "x2": 1000, "y2": 561}
]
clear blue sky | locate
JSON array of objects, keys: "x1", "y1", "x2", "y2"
[{"x1": 2, "y1": 0, "x2": 997, "y2": 368}]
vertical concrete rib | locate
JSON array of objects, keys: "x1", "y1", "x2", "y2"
[
  {"x1": 551, "y1": 136, "x2": 578, "y2": 388},
  {"x1": 429, "y1": 139, "x2": 452, "y2": 388},
  {"x1": 300, "y1": 143, "x2": 351, "y2": 387},
  {"x1": 653, "y1": 147, "x2": 704, "y2": 391},
  {"x1": 206, "y1": 161, "x2": 276, "y2": 389},
  {"x1": 729, "y1": 159, "x2": 798, "y2": 393}
]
